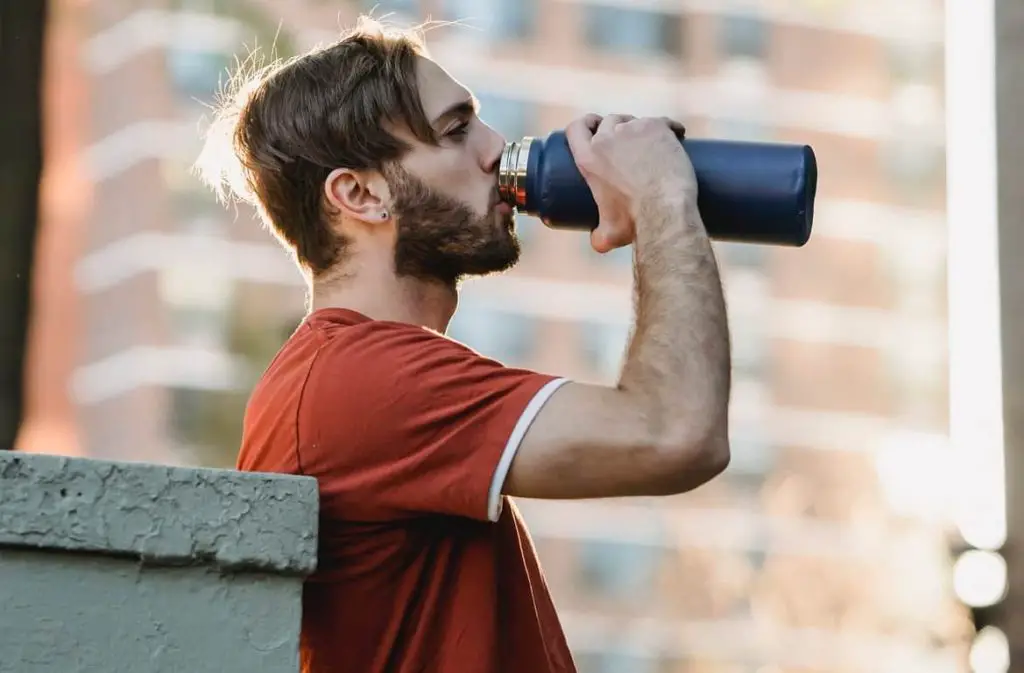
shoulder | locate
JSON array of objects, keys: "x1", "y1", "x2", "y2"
[
  {"x1": 309, "y1": 318, "x2": 490, "y2": 383},
  {"x1": 300, "y1": 320, "x2": 481, "y2": 412},
  {"x1": 301, "y1": 317, "x2": 555, "y2": 420}
]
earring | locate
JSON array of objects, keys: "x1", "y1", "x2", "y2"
[{"x1": 381, "y1": 210, "x2": 389, "y2": 220}]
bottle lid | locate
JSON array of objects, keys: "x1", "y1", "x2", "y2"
[{"x1": 497, "y1": 137, "x2": 533, "y2": 210}]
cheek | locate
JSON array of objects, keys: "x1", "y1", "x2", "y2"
[
  {"x1": 403, "y1": 146, "x2": 465, "y2": 186},
  {"x1": 415, "y1": 149, "x2": 492, "y2": 209},
  {"x1": 399, "y1": 143, "x2": 491, "y2": 211},
  {"x1": 443, "y1": 156, "x2": 479, "y2": 193},
  {"x1": 442, "y1": 143, "x2": 483, "y2": 183}
]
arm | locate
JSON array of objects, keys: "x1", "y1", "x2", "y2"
[
  {"x1": 504, "y1": 116, "x2": 731, "y2": 500},
  {"x1": 299, "y1": 119, "x2": 728, "y2": 519}
]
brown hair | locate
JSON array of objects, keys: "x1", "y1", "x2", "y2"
[{"x1": 195, "y1": 16, "x2": 438, "y2": 278}]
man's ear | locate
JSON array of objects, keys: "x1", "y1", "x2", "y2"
[{"x1": 324, "y1": 168, "x2": 391, "y2": 223}]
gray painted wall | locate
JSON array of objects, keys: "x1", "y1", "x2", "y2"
[{"x1": 0, "y1": 452, "x2": 319, "y2": 673}]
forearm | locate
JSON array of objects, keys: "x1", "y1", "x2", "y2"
[
  {"x1": 618, "y1": 194, "x2": 732, "y2": 449},
  {"x1": 507, "y1": 191, "x2": 731, "y2": 501}
]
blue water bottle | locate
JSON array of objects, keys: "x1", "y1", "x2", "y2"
[{"x1": 498, "y1": 130, "x2": 817, "y2": 247}]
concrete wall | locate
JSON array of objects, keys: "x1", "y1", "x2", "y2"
[{"x1": 0, "y1": 452, "x2": 318, "y2": 673}]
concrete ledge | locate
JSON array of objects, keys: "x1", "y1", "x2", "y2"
[{"x1": 0, "y1": 452, "x2": 318, "y2": 575}]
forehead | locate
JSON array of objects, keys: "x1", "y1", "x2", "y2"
[{"x1": 414, "y1": 56, "x2": 472, "y2": 119}]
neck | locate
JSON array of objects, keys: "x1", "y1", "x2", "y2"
[{"x1": 309, "y1": 255, "x2": 458, "y2": 334}]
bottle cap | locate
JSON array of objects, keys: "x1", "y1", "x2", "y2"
[{"x1": 497, "y1": 137, "x2": 533, "y2": 210}]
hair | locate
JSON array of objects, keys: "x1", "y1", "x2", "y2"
[{"x1": 194, "y1": 15, "x2": 439, "y2": 278}]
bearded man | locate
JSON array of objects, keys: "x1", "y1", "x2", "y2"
[{"x1": 196, "y1": 16, "x2": 732, "y2": 673}]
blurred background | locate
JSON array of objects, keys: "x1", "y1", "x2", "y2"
[{"x1": 6, "y1": 0, "x2": 1022, "y2": 671}]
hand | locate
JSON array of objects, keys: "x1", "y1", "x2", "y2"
[{"x1": 565, "y1": 114, "x2": 697, "y2": 253}]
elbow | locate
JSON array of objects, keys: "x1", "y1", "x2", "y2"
[
  {"x1": 653, "y1": 424, "x2": 730, "y2": 494},
  {"x1": 696, "y1": 430, "x2": 731, "y2": 477}
]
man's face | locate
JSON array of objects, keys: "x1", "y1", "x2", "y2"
[{"x1": 387, "y1": 57, "x2": 520, "y2": 286}]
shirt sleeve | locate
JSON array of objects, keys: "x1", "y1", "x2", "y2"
[{"x1": 296, "y1": 320, "x2": 569, "y2": 522}]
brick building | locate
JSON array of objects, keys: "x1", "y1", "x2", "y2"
[{"x1": 27, "y1": 0, "x2": 969, "y2": 670}]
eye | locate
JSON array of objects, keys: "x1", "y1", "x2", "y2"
[{"x1": 445, "y1": 121, "x2": 470, "y2": 141}]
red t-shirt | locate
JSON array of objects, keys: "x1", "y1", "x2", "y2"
[{"x1": 237, "y1": 308, "x2": 576, "y2": 673}]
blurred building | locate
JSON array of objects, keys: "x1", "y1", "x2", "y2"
[{"x1": 31, "y1": 0, "x2": 972, "y2": 671}]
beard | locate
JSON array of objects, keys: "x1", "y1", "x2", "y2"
[{"x1": 384, "y1": 164, "x2": 521, "y2": 287}]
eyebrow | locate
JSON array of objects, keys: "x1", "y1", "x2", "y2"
[{"x1": 430, "y1": 94, "x2": 480, "y2": 127}]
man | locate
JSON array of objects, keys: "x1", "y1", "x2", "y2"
[{"x1": 196, "y1": 15, "x2": 731, "y2": 673}]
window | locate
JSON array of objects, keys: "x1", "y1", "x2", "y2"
[
  {"x1": 160, "y1": 262, "x2": 233, "y2": 307},
  {"x1": 725, "y1": 380, "x2": 775, "y2": 491},
  {"x1": 887, "y1": 40, "x2": 942, "y2": 85},
  {"x1": 579, "y1": 321, "x2": 629, "y2": 381},
  {"x1": 441, "y1": 0, "x2": 537, "y2": 41},
  {"x1": 583, "y1": 6, "x2": 683, "y2": 59},
  {"x1": 169, "y1": 190, "x2": 222, "y2": 232},
  {"x1": 161, "y1": 156, "x2": 199, "y2": 194},
  {"x1": 171, "y1": 0, "x2": 233, "y2": 12},
  {"x1": 229, "y1": 312, "x2": 305, "y2": 381},
  {"x1": 716, "y1": 241, "x2": 768, "y2": 270},
  {"x1": 166, "y1": 48, "x2": 230, "y2": 101},
  {"x1": 882, "y1": 139, "x2": 943, "y2": 191},
  {"x1": 167, "y1": 0, "x2": 298, "y2": 102},
  {"x1": 731, "y1": 324, "x2": 767, "y2": 381},
  {"x1": 577, "y1": 540, "x2": 662, "y2": 601},
  {"x1": 162, "y1": 157, "x2": 225, "y2": 231},
  {"x1": 159, "y1": 254, "x2": 234, "y2": 350},
  {"x1": 720, "y1": 14, "x2": 769, "y2": 60},
  {"x1": 575, "y1": 649, "x2": 661, "y2": 673},
  {"x1": 446, "y1": 305, "x2": 538, "y2": 365},
  {"x1": 361, "y1": 0, "x2": 419, "y2": 20},
  {"x1": 474, "y1": 93, "x2": 535, "y2": 141},
  {"x1": 168, "y1": 386, "x2": 249, "y2": 467},
  {"x1": 167, "y1": 305, "x2": 230, "y2": 350},
  {"x1": 707, "y1": 117, "x2": 772, "y2": 143},
  {"x1": 727, "y1": 432, "x2": 776, "y2": 481},
  {"x1": 168, "y1": 387, "x2": 207, "y2": 446}
]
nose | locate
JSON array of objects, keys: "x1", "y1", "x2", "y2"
[{"x1": 481, "y1": 122, "x2": 507, "y2": 174}]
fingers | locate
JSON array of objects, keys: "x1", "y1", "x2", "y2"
[
  {"x1": 594, "y1": 114, "x2": 635, "y2": 140},
  {"x1": 660, "y1": 116, "x2": 686, "y2": 139},
  {"x1": 565, "y1": 113, "x2": 602, "y2": 145},
  {"x1": 565, "y1": 113, "x2": 603, "y2": 174}
]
